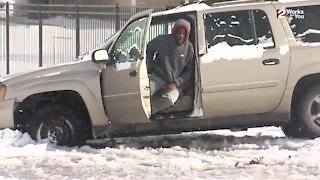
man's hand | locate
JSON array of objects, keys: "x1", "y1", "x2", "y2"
[{"x1": 165, "y1": 82, "x2": 177, "y2": 93}]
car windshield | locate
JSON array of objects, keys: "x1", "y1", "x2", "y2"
[
  {"x1": 97, "y1": 33, "x2": 118, "y2": 51},
  {"x1": 77, "y1": 32, "x2": 119, "y2": 61}
]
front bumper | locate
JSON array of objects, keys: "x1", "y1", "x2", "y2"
[{"x1": 0, "y1": 99, "x2": 15, "y2": 128}]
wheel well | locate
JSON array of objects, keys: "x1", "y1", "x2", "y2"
[
  {"x1": 14, "y1": 90, "x2": 93, "y2": 139},
  {"x1": 292, "y1": 74, "x2": 320, "y2": 113}
]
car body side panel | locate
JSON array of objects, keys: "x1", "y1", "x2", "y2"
[
  {"x1": 272, "y1": 1, "x2": 320, "y2": 113},
  {"x1": 274, "y1": 88, "x2": 293, "y2": 113},
  {"x1": 15, "y1": 80, "x2": 107, "y2": 126},
  {"x1": 2, "y1": 61, "x2": 108, "y2": 127},
  {"x1": 287, "y1": 46, "x2": 320, "y2": 88},
  {"x1": 272, "y1": 2, "x2": 320, "y2": 90},
  {"x1": 101, "y1": 60, "x2": 151, "y2": 124}
]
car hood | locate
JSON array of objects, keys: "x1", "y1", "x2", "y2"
[{"x1": 0, "y1": 60, "x2": 102, "y2": 86}]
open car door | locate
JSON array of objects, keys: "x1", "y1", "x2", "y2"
[{"x1": 101, "y1": 9, "x2": 153, "y2": 124}]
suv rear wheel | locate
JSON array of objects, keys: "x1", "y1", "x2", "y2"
[
  {"x1": 282, "y1": 85, "x2": 320, "y2": 138},
  {"x1": 26, "y1": 105, "x2": 88, "y2": 146}
]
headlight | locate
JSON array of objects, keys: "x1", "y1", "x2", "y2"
[{"x1": 0, "y1": 84, "x2": 7, "y2": 101}]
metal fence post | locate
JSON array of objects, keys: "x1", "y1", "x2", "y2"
[
  {"x1": 76, "y1": 4, "x2": 80, "y2": 58},
  {"x1": 115, "y1": 3, "x2": 120, "y2": 31},
  {"x1": 5, "y1": 2, "x2": 10, "y2": 74},
  {"x1": 39, "y1": 3, "x2": 43, "y2": 67}
]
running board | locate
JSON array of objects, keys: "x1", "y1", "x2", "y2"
[{"x1": 88, "y1": 112, "x2": 289, "y2": 141}]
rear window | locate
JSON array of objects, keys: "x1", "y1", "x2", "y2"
[{"x1": 286, "y1": 5, "x2": 320, "y2": 43}]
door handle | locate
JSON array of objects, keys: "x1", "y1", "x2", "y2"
[
  {"x1": 129, "y1": 70, "x2": 137, "y2": 77},
  {"x1": 262, "y1": 58, "x2": 280, "y2": 66}
]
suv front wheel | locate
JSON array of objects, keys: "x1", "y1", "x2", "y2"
[
  {"x1": 282, "y1": 85, "x2": 320, "y2": 138},
  {"x1": 26, "y1": 105, "x2": 88, "y2": 146}
]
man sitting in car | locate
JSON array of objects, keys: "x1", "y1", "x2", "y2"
[{"x1": 146, "y1": 18, "x2": 195, "y2": 114}]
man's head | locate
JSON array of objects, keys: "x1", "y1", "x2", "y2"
[{"x1": 172, "y1": 19, "x2": 191, "y2": 45}]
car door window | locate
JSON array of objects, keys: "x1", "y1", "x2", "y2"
[
  {"x1": 204, "y1": 10, "x2": 275, "y2": 48},
  {"x1": 111, "y1": 17, "x2": 148, "y2": 62},
  {"x1": 254, "y1": 10, "x2": 275, "y2": 48},
  {"x1": 204, "y1": 10, "x2": 254, "y2": 47}
]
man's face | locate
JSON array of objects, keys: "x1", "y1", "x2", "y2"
[{"x1": 174, "y1": 27, "x2": 186, "y2": 45}]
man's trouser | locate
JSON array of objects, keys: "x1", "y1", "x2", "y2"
[{"x1": 150, "y1": 74, "x2": 180, "y2": 114}]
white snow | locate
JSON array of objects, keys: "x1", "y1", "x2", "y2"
[
  {"x1": 296, "y1": 29, "x2": 320, "y2": 39},
  {"x1": 159, "y1": 3, "x2": 211, "y2": 15},
  {"x1": 201, "y1": 42, "x2": 264, "y2": 63},
  {"x1": 115, "y1": 61, "x2": 132, "y2": 71},
  {"x1": 258, "y1": 37, "x2": 275, "y2": 47},
  {"x1": 278, "y1": 0, "x2": 310, "y2": 2},
  {"x1": 228, "y1": 34, "x2": 254, "y2": 44},
  {"x1": 301, "y1": 42, "x2": 320, "y2": 47},
  {"x1": 115, "y1": 59, "x2": 140, "y2": 71},
  {"x1": 0, "y1": 127, "x2": 319, "y2": 179}
]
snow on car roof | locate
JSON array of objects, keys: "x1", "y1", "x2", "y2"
[
  {"x1": 152, "y1": 0, "x2": 274, "y2": 16},
  {"x1": 278, "y1": 0, "x2": 311, "y2": 2},
  {"x1": 152, "y1": 3, "x2": 211, "y2": 16}
]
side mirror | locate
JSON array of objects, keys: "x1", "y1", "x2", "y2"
[{"x1": 92, "y1": 49, "x2": 110, "y2": 63}]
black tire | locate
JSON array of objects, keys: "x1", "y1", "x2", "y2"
[
  {"x1": 281, "y1": 117, "x2": 303, "y2": 138},
  {"x1": 26, "y1": 105, "x2": 88, "y2": 147},
  {"x1": 282, "y1": 85, "x2": 320, "y2": 138}
]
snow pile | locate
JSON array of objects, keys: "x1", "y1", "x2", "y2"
[
  {"x1": 0, "y1": 128, "x2": 35, "y2": 147},
  {"x1": 0, "y1": 127, "x2": 319, "y2": 179}
]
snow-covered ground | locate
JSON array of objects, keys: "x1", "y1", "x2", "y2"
[{"x1": 0, "y1": 126, "x2": 319, "y2": 179}]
